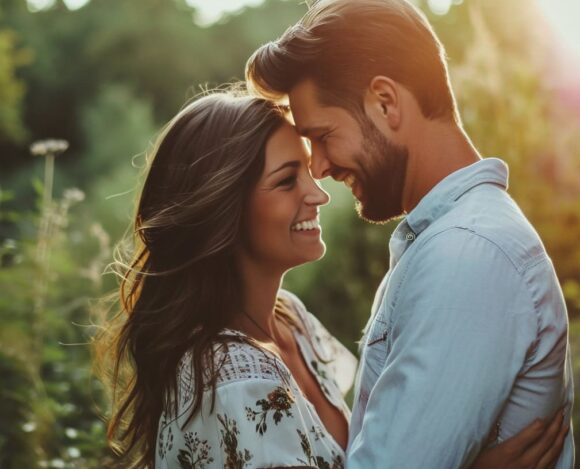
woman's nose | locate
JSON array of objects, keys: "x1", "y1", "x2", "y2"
[{"x1": 305, "y1": 178, "x2": 330, "y2": 207}]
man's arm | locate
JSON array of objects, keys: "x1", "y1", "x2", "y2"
[{"x1": 348, "y1": 228, "x2": 538, "y2": 468}]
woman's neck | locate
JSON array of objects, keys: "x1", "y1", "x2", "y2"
[{"x1": 233, "y1": 257, "x2": 285, "y2": 340}]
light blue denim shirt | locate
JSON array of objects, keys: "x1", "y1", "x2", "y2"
[{"x1": 347, "y1": 158, "x2": 574, "y2": 468}]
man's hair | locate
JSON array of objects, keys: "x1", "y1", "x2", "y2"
[{"x1": 246, "y1": 0, "x2": 458, "y2": 122}]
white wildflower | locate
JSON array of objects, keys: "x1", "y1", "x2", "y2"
[
  {"x1": 63, "y1": 188, "x2": 85, "y2": 203},
  {"x1": 22, "y1": 421, "x2": 37, "y2": 432},
  {"x1": 67, "y1": 447, "x2": 81, "y2": 458},
  {"x1": 30, "y1": 139, "x2": 69, "y2": 157},
  {"x1": 3, "y1": 239, "x2": 16, "y2": 250}
]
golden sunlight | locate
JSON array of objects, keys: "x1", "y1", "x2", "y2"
[{"x1": 536, "y1": 0, "x2": 580, "y2": 59}]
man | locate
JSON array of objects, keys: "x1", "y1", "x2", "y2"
[{"x1": 246, "y1": 0, "x2": 574, "y2": 467}]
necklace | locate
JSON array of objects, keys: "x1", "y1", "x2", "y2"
[
  {"x1": 241, "y1": 310, "x2": 293, "y2": 390},
  {"x1": 242, "y1": 310, "x2": 278, "y2": 345}
]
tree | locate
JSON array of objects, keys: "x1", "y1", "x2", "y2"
[{"x1": 0, "y1": 8, "x2": 30, "y2": 144}]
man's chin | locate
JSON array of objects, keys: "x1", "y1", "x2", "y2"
[{"x1": 355, "y1": 198, "x2": 402, "y2": 225}]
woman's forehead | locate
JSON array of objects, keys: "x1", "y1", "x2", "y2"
[{"x1": 264, "y1": 124, "x2": 309, "y2": 170}]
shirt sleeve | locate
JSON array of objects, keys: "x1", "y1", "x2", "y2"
[
  {"x1": 347, "y1": 228, "x2": 538, "y2": 468},
  {"x1": 157, "y1": 378, "x2": 332, "y2": 468}
]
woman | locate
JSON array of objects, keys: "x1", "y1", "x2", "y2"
[{"x1": 96, "y1": 89, "x2": 567, "y2": 468}]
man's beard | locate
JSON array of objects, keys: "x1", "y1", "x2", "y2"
[{"x1": 354, "y1": 116, "x2": 409, "y2": 223}]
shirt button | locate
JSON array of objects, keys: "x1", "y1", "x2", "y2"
[{"x1": 406, "y1": 232, "x2": 416, "y2": 241}]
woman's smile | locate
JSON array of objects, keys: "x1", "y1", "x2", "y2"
[{"x1": 290, "y1": 217, "x2": 321, "y2": 235}]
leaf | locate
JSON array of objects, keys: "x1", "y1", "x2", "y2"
[{"x1": 31, "y1": 177, "x2": 44, "y2": 198}]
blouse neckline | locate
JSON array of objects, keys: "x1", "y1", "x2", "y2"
[{"x1": 220, "y1": 325, "x2": 348, "y2": 453}]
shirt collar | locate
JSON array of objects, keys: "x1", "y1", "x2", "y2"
[{"x1": 405, "y1": 157, "x2": 509, "y2": 236}]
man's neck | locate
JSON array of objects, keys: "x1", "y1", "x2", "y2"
[{"x1": 402, "y1": 120, "x2": 481, "y2": 213}]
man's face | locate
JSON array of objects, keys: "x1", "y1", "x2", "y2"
[{"x1": 289, "y1": 79, "x2": 408, "y2": 223}]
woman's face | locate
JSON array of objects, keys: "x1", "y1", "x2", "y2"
[{"x1": 242, "y1": 122, "x2": 330, "y2": 273}]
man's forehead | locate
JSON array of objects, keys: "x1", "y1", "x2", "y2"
[
  {"x1": 289, "y1": 77, "x2": 319, "y2": 101},
  {"x1": 289, "y1": 80, "x2": 330, "y2": 133},
  {"x1": 288, "y1": 79, "x2": 321, "y2": 116}
]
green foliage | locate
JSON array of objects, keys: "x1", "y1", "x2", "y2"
[
  {"x1": 568, "y1": 320, "x2": 580, "y2": 438},
  {"x1": 0, "y1": 19, "x2": 30, "y2": 143},
  {"x1": 0, "y1": 350, "x2": 39, "y2": 468},
  {"x1": 0, "y1": 0, "x2": 306, "y2": 183},
  {"x1": 77, "y1": 84, "x2": 156, "y2": 240},
  {"x1": 0, "y1": 185, "x2": 112, "y2": 467}
]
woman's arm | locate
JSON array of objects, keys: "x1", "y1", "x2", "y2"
[{"x1": 470, "y1": 408, "x2": 569, "y2": 469}]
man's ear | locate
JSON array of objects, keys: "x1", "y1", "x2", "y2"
[{"x1": 364, "y1": 76, "x2": 402, "y2": 130}]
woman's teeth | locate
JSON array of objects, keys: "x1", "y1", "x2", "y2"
[{"x1": 291, "y1": 219, "x2": 320, "y2": 231}]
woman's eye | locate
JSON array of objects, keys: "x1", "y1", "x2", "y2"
[{"x1": 278, "y1": 176, "x2": 297, "y2": 188}]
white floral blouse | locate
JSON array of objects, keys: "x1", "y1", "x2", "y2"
[{"x1": 155, "y1": 290, "x2": 357, "y2": 468}]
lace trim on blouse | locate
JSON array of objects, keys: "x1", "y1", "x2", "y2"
[{"x1": 176, "y1": 336, "x2": 291, "y2": 409}]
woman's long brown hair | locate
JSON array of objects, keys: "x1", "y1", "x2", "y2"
[{"x1": 94, "y1": 90, "x2": 288, "y2": 467}]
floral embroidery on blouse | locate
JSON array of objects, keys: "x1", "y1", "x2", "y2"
[
  {"x1": 158, "y1": 419, "x2": 174, "y2": 460},
  {"x1": 176, "y1": 432, "x2": 214, "y2": 469},
  {"x1": 245, "y1": 386, "x2": 294, "y2": 435},
  {"x1": 217, "y1": 414, "x2": 253, "y2": 468},
  {"x1": 297, "y1": 427, "x2": 344, "y2": 469}
]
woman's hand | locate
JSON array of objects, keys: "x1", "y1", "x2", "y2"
[{"x1": 471, "y1": 409, "x2": 569, "y2": 469}]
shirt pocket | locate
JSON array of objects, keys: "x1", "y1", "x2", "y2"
[{"x1": 364, "y1": 313, "x2": 390, "y2": 374}]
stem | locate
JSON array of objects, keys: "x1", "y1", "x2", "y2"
[
  {"x1": 43, "y1": 154, "x2": 54, "y2": 214},
  {"x1": 33, "y1": 153, "x2": 55, "y2": 364}
]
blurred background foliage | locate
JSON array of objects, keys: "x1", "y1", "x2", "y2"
[{"x1": 0, "y1": 0, "x2": 579, "y2": 466}]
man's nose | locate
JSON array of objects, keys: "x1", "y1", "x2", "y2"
[{"x1": 310, "y1": 146, "x2": 332, "y2": 180}]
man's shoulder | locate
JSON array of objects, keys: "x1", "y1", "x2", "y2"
[{"x1": 421, "y1": 185, "x2": 548, "y2": 273}]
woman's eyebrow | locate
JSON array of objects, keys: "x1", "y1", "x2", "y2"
[{"x1": 267, "y1": 160, "x2": 300, "y2": 177}]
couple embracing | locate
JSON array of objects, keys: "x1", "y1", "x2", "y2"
[{"x1": 99, "y1": 1, "x2": 574, "y2": 467}]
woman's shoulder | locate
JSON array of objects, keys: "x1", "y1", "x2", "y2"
[
  {"x1": 278, "y1": 288, "x2": 312, "y2": 316},
  {"x1": 213, "y1": 338, "x2": 292, "y2": 387},
  {"x1": 278, "y1": 289, "x2": 335, "y2": 345},
  {"x1": 278, "y1": 289, "x2": 317, "y2": 331}
]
